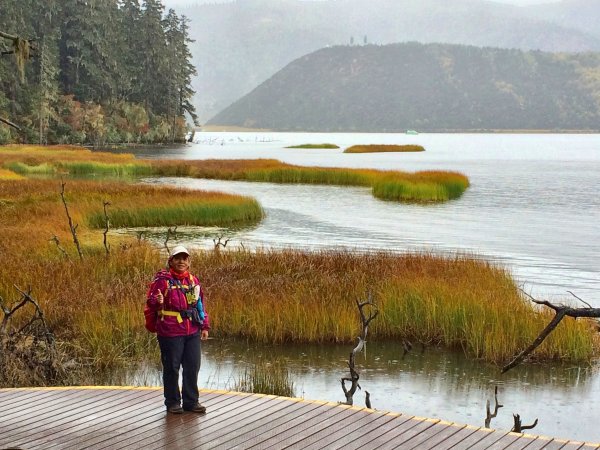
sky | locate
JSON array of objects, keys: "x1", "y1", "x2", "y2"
[{"x1": 161, "y1": 0, "x2": 562, "y2": 9}]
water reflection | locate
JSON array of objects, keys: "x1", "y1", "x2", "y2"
[{"x1": 104, "y1": 339, "x2": 600, "y2": 443}]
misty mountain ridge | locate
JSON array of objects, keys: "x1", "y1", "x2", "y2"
[
  {"x1": 207, "y1": 42, "x2": 600, "y2": 132},
  {"x1": 176, "y1": 0, "x2": 600, "y2": 121}
]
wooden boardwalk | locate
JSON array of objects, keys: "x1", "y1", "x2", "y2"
[{"x1": 0, "y1": 387, "x2": 598, "y2": 449}]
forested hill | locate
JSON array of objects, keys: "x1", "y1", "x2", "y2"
[
  {"x1": 207, "y1": 42, "x2": 600, "y2": 132},
  {"x1": 179, "y1": 0, "x2": 600, "y2": 121},
  {"x1": 0, "y1": 0, "x2": 196, "y2": 145}
]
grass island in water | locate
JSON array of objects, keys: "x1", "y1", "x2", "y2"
[
  {"x1": 344, "y1": 144, "x2": 425, "y2": 153},
  {"x1": 285, "y1": 143, "x2": 340, "y2": 149}
]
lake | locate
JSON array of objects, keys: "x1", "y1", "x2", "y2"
[
  {"x1": 115, "y1": 132, "x2": 600, "y2": 442},
  {"x1": 134, "y1": 131, "x2": 600, "y2": 307}
]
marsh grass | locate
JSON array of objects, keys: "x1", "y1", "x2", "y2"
[
  {"x1": 152, "y1": 159, "x2": 469, "y2": 203},
  {"x1": 0, "y1": 168, "x2": 23, "y2": 180},
  {"x1": 344, "y1": 144, "x2": 425, "y2": 153},
  {"x1": 194, "y1": 249, "x2": 598, "y2": 365},
  {"x1": 1, "y1": 145, "x2": 594, "y2": 387},
  {"x1": 2, "y1": 145, "x2": 468, "y2": 203},
  {"x1": 285, "y1": 143, "x2": 340, "y2": 149},
  {"x1": 233, "y1": 359, "x2": 296, "y2": 397}
]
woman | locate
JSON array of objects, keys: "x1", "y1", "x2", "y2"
[{"x1": 146, "y1": 245, "x2": 210, "y2": 414}]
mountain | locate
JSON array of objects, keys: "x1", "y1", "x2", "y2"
[
  {"x1": 523, "y1": 0, "x2": 600, "y2": 39},
  {"x1": 176, "y1": 0, "x2": 600, "y2": 122},
  {"x1": 207, "y1": 42, "x2": 600, "y2": 132}
]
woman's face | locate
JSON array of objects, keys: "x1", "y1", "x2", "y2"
[{"x1": 169, "y1": 253, "x2": 190, "y2": 273}]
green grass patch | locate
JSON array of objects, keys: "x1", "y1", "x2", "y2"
[
  {"x1": 87, "y1": 200, "x2": 263, "y2": 228},
  {"x1": 58, "y1": 161, "x2": 153, "y2": 177},
  {"x1": 4, "y1": 161, "x2": 56, "y2": 175},
  {"x1": 344, "y1": 144, "x2": 425, "y2": 153},
  {"x1": 233, "y1": 359, "x2": 296, "y2": 397},
  {"x1": 151, "y1": 159, "x2": 469, "y2": 203},
  {"x1": 285, "y1": 143, "x2": 340, "y2": 149}
]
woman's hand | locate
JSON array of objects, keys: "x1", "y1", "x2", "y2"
[
  {"x1": 155, "y1": 289, "x2": 164, "y2": 305},
  {"x1": 201, "y1": 330, "x2": 209, "y2": 340}
]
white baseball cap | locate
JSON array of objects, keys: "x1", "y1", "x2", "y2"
[{"x1": 170, "y1": 245, "x2": 190, "y2": 257}]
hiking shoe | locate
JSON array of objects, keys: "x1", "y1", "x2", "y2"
[
  {"x1": 166, "y1": 404, "x2": 184, "y2": 414},
  {"x1": 184, "y1": 403, "x2": 207, "y2": 414}
]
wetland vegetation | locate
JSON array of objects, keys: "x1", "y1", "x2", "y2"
[
  {"x1": 1, "y1": 144, "x2": 597, "y2": 388},
  {"x1": 344, "y1": 144, "x2": 425, "y2": 153},
  {"x1": 285, "y1": 143, "x2": 340, "y2": 149}
]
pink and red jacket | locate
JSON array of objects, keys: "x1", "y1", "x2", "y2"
[{"x1": 146, "y1": 268, "x2": 210, "y2": 338}]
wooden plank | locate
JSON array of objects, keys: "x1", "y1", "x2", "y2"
[
  {"x1": 388, "y1": 419, "x2": 442, "y2": 449},
  {"x1": 23, "y1": 390, "x2": 168, "y2": 449},
  {"x1": 339, "y1": 414, "x2": 414, "y2": 450},
  {"x1": 560, "y1": 443, "x2": 586, "y2": 450},
  {"x1": 209, "y1": 400, "x2": 328, "y2": 450},
  {"x1": 44, "y1": 392, "x2": 226, "y2": 449},
  {"x1": 398, "y1": 420, "x2": 453, "y2": 450},
  {"x1": 78, "y1": 391, "x2": 231, "y2": 449},
  {"x1": 92, "y1": 392, "x2": 259, "y2": 449},
  {"x1": 242, "y1": 403, "x2": 354, "y2": 449},
  {"x1": 461, "y1": 428, "x2": 512, "y2": 450},
  {"x1": 157, "y1": 394, "x2": 283, "y2": 449},
  {"x1": 302, "y1": 410, "x2": 398, "y2": 450},
  {"x1": 0, "y1": 388, "x2": 77, "y2": 413},
  {"x1": 270, "y1": 405, "x2": 364, "y2": 449},
  {"x1": 51, "y1": 391, "x2": 225, "y2": 449},
  {"x1": 184, "y1": 397, "x2": 300, "y2": 448},
  {"x1": 4, "y1": 389, "x2": 141, "y2": 441},
  {"x1": 278, "y1": 408, "x2": 378, "y2": 449},
  {"x1": 508, "y1": 435, "x2": 556, "y2": 450},
  {"x1": 0, "y1": 388, "x2": 58, "y2": 406},
  {"x1": 446, "y1": 428, "x2": 505, "y2": 449},
  {"x1": 421, "y1": 424, "x2": 481, "y2": 450},
  {"x1": 355, "y1": 416, "x2": 432, "y2": 450},
  {"x1": 1, "y1": 389, "x2": 122, "y2": 433},
  {"x1": 1, "y1": 388, "x2": 597, "y2": 450}
]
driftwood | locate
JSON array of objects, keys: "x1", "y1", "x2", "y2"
[
  {"x1": 0, "y1": 116, "x2": 21, "y2": 130},
  {"x1": 0, "y1": 285, "x2": 62, "y2": 384},
  {"x1": 484, "y1": 386, "x2": 503, "y2": 428},
  {"x1": 164, "y1": 226, "x2": 178, "y2": 254},
  {"x1": 102, "y1": 200, "x2": 111, "y2": 255},
  {"x1": 59, "y1": 181, "x2": 83, "y2": 261},
  {"x1": 502, "y1": 291, "x2": 600, "y2": 373},
  {"x1": 49, "y1": 234, "x2": 70, "y2": 259},
  {"x1": 512, "y1": 414, "x2": 538, "y2": 433},
  {"x1": 341, "y1": 296, "x2": 379, "y2": 406},
  {"x1": 213, "y1": 235, "x2": 230, "y2": 251}
]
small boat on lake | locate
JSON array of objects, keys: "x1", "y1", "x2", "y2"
[{"x1": 406, "y1": 129, "x2": 419, "y2": 135}]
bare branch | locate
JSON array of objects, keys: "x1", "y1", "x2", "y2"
[
  {"x1": 49, "y1": 235, "x2": 70, "y2": 259},
  {"x1": 164, "y1": 226, "x2": 178, "y2": 254},
  {"x1": 512, "y1": 414, "x2": 538, "y2": 433},
  {"x1": 502, "y1": 293, "x2": 600, "y2": 373},
  {"x1": 567, "y1": 291, "x2": 592, "y2": 309},
  {"x1": 341, "y1": 294, "x2": 379, "y2": 405},
  {"x1": 484, "y1": 386, "x2": 503, "y2": 428},
  {"x1": 0, "y1": 116, "x2": 21, "y2": 130},
  {"x1": 213, "y1": 234, "x2": 230, "y2": 251},
  {"x1": 60, "y1": 180, "x2": 83, "y2": 261},
  {"x1": 102, "y1": 200, "x2": 111, "y2": 255}
]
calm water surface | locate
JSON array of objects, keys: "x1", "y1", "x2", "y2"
[
  {"x1": 135, "y1": 132, "x2": 600, "y2": 305},
  {"x1": 116, "y1": 340, "x2": 600, "y2": 443},
  {"x1": 117, "y1": 132, "x2": 600, "y2": 442}
]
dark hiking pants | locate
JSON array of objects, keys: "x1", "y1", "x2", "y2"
[{"x1": 158, "y1": 332, "x2": 201, "y2": 409}]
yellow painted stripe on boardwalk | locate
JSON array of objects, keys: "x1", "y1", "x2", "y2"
[{"x1": 0, "y1": 387, "x2": 598, "y2": 449}]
